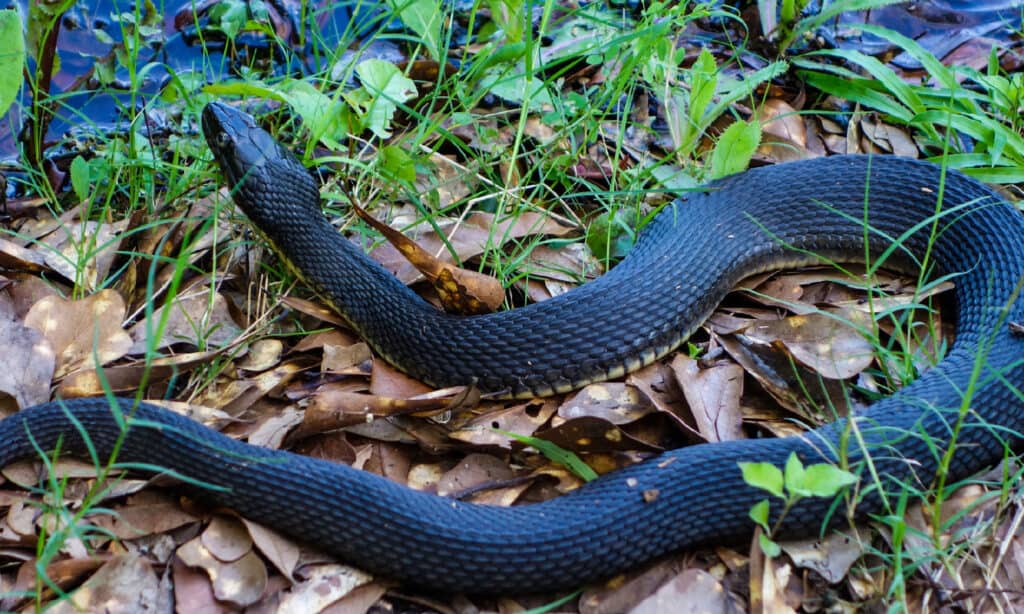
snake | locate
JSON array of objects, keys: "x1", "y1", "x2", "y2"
[{"x1": 1, "y1": 101, "x2": 1022, "y2": 595}]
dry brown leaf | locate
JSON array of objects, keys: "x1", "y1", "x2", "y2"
[
  {"x1": 248, "y1": 406, "x2": 304, "y2": 449},
  {"x1": 631, "y1": 568, "x2": 732, "y2": 614},
  {"x1": 171, "y1": 554, "x2": 222, "y2": 614},
  {"x1": 369, "y1": 359, "x2": 433, "y2": 398},
  {"x1": 353, "y1": 202, "x2": 504, "y2": 313},
  {"x1": 322, "y1": 341, "x2": 373, "y2": 373},
  {"x1": 717, "y1": 333, "x2": 854, "y2": 420},
  {"x1": 0, "y1": 297, "x2": 56, "y2": 409},
  {"x1": 0, "y1": 237, "x2": 49, "y2": 272},
  {"x1": 177, "y1": 534, "x2": 267, "y2": 607},
  {"x1": 241, "y1": 518, "x2": 301, "y2": 581},
  {"x1": 370, "y1": 211, "x2": 574, "y2": 284},
  {"x1": 2, "y1": 458, "x2": 117, "y2": 489},
  {"x1": 46, "y1": 554, "x2": 160, "y2": 614},
  {"x1": 6, "y1": 499, "x2": 35, "y2": 536},
  {"x1": 448, "y1": 399, "x2": 558, "y2": 447},
  {"x1": 276, "y1": 563, "x2": 372, "y2": 612},
  {"x1": 436, "y1": 453, "x2": 515, "y2": 497},
  {"x1": 238, "y1": 338, "x2": 284, "y2": 371},
  {"x1": 280, "y1": 295, "x2": 349, "y2": 328},
  {"x1": 23, "y1": 289, "x2": 132, "y2": 378},
  {"x1": 860, "y1": 118, "x2": 918, "y2": 158},
  {"x1": 320, "y1": 581, "x2": 389, "y2": 614},
  {"x1": 558, "y1": 383, "x2": 654, "y2": 426},
  {"x1": 743, "y1": 310, "x2": 875, "y2": 380},
  {"x1": 517, "y1": 242, "x2": 598, "y2": 284},
  {"x1": 40, "y1": 220, "x2": 124, "y2": 291},
  {"x1": 93, "y1": 499, "x2": 197, "y2": 540},
  {"x1": 201, "y1": 516, "x2": 253, "y2": 563},
  {"x1": 128, "y1": 291, "x2": 242, "y2": 353},
  {"x1": 57, "y1": 349, "x2": 228, "y2": 398},
  {"x1": 536, "y1": 416, "x2": 661, "y2": 454},
  {"x1": 670, "y1": 355, "x2": 744, "y2": 442},
  {"x1": 781, "y1": 529, "x2": 864, "y2": 584},
  {"x1": 407, "y1": 462, "x2": 444, "y2": 491},
  {"x1": 757, "y1": 98, "x2": 809, "y2": 162},
  {"x1": 579, "y1": 557, "x2": 689, "y2": 614},
  {"x1": 291, "y1": 329, "x2": 359, "y2": 352}
]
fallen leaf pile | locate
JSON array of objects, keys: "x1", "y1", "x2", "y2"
[{"x1": 4, "y1": 169, "x2": 1022, "y2": 613}]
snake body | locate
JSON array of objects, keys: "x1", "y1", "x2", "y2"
[{"x1": 1, "y1": 102, "x2": 1022, "y2": 594}]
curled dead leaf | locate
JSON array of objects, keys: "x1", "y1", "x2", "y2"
[
  {"x1": 670, "y1": 355, "x2": 744, "y2": 443},
  {"x1": 352, "y1": 202, "x2": 504, "y2": 313}
]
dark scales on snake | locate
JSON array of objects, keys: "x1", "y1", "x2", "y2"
[{"x1": 1, "y1": 101, "x2": 1021, "y2": 594}]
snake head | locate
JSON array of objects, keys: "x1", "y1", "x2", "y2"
[{"x1": 201, "y1": 101, "x2": 321, "y2": 230}]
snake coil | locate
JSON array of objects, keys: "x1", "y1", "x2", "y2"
[{"x1": 0, "y1": 102, "x2": 1021, "y2": 594}]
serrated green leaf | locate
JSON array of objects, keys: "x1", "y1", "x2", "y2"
[
  {"x1": 799, "y1": 464, "x2": 858, "y2": 498},
  {"x1": 0, "y1": 9, "x2": 26, "y2": 119},
  {"x1": 739, "y1": 461, "x2": 784, "y2": 498},
  {"x1": 710, "y1": 121, "x2": 761, "y2": 179},
  {"x1": 749, "y1": 499, "x2": 770, "y2": 530},
  {"x1": 759, "y1": 533, "x2": 781, "y2": 558},
  {"x1": 384, "y1": 0, "x2": 443, "y2": 61},
  {"x1": 279, "y1": 80, "x2": 347, "y2": 148},
  {"x1": 351, "y1": 60, "x2": 417, "y2": 139}
]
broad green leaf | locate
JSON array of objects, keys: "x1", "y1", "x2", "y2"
[
  {"x1": 687, "y1": 48, "x2": 718, "y2": 126},
  {"x1": 380, "y1": 145, "x2": 416, "y2": 183},
  {"x1": 749, "y1": 499, "x2": 770, "y2": 531},
  {"x1": 783, "y1": 452, "x2": 807, "y2": 496},
  {"x1": 69, "y1": 156, "x2": 90, "y2": 203},
  {"x1": 739, "y1": 461, "x2": 784, "y2": 498},
  {"x1": 208, "y1": 0, "x2": 248, "y2": 40},
  {"x1": 799, "y1": 464, "x2": 858, "y2": 498},
  {"x1": 351, "y1": 60, "x2": 417, "y2": 139},
  {"x1": 0, "y1": 9, "x2": 25, "y2": 119},
  {"x1": 385, "y1": 0, "x2": 444, "y2": 61},
  {"x1": 585, "y1": 210, "x2": 635, "y2": 263},
  {"x1": 280, "y1": 80, "x2": 347, "y2": 148},
  {"x1": 710, "y1": 120, "x2": 761, "y2": 179},
  {"x1": 759, "y1": 533, "x2": 781, "y2": 558}
]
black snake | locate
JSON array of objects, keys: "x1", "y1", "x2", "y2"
[{"x1": 1, "y1": 101, "x2": 1021, "y2": 594}]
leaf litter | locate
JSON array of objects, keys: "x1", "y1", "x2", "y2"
[{"x1": 2, "y1": 11, "x2": 1023, "y2": 614}]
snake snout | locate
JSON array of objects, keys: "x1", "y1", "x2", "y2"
[{"x1": 203, "y1": 102, "x2": 322, "y2": 229}]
